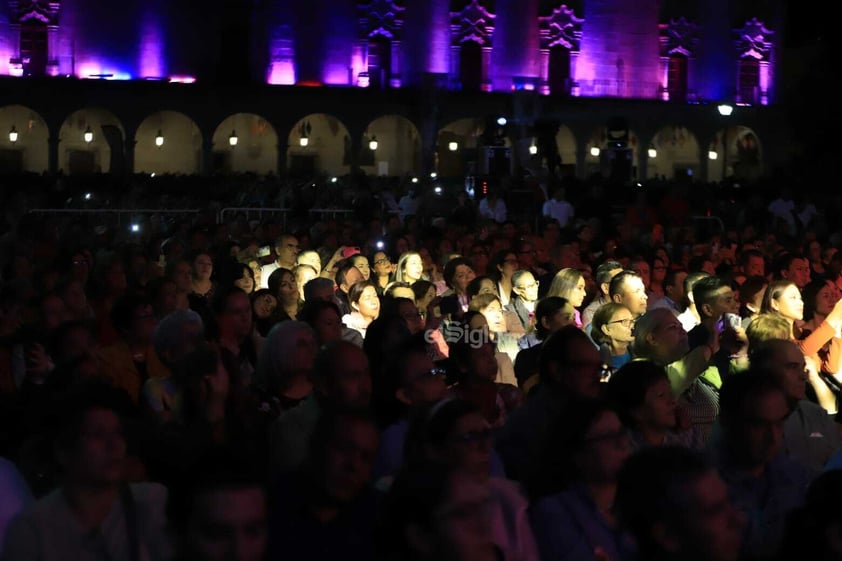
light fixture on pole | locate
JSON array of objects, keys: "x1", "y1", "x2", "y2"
[
  {"x1": 590, "y1": 146, "x2": 600, "y2": 157},
  {"x1": 8, "y1": 126, "x2": 18, "y2": 144},
  {"x1": 155, "y1": 130, "x2": 164, "y2": 147},
  {"x1": 228, "y1": 130, "x2": 238, "y2": 147},
  {"x1": 647, "y1": 145, "x2": 657, "y2": 158},
  {"x1": 298, "y1": 121, "x2": 311, "y2": 147},
  {"x1": 448, "y1": 141, "x2": 458, "y2": 152},
  {"x1": 717, "y1": 104, "x2": 734, "y2": 117},
  {"x1": 368, "y1": 135, "x2": 378, "y2": 151},
  {"x1": 708, "y1": 150, "x2": 718, "y2": 160},
  {"x1": 83, "y1": 126, "x2": 94, "y2": 144},
  {"x1": 528, "y1": 141, "x2": 538, "y2": 155}
]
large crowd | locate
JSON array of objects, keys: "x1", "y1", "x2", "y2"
[{"x1": 0, "y1": 170, "x2": 840, "y2": 561}]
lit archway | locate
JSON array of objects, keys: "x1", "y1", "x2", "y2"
[
  {"x1": 554, "y1": 124, "x2": 577, "y2": 177},
  {"x1": 0, "y1": 104, "x2": 49, "y2": 173},
  {"x1": 707, "y1": 125, "x2": 763, "y2": 182},
  {"x1": 286, "y1": 113, "x2": 351, "y2": 178},
  {"x1": 436, "y1": 117, "x2": 484, "y2": 178},
  {"x1": 212, "y1": 114, "x2": 278, "y2": 175},
  {"x1": 648, "y1": 125, "x2": 702, "y2": 180},
  {"x1": 58, "y1": 108, "x2": 125, "y2": 174},
  {"x1": 134, "y1": 111, "x2": 202, "y2": 175},
  {"x1": 362, "y1": 115, "x2": 421, "y2": 177},
  {"x1": 585, "y1": 125, "x2": 640, "y2": 181}
]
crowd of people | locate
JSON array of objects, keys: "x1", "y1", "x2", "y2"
[{"x1": 0, "y1": 170, "x2": 841, "y2": 561}]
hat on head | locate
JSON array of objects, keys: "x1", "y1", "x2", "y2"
[{"x1": 342, "y1": 247, "x2": 361, "y2": 259}]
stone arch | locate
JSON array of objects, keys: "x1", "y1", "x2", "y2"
[
  {"x1": 0, "y1": 104, "x2": 49, "y2": 173},
  {"x1": 286, "y1": 113, "x2": 351, "y2": 178},
  {"x1": 134, "y1": 111, "x2": 203, "y2": 175},
  {"x1": 212, "y1": 113, "x2": 279, "y2": 175},
  {"x1": 436, "y1": 117, "x2": 484, "y2": 178},
  {"x1": 706, "y1": 125, "x2": 763, "y2": 182},
  {"x1": 58, "y1": 108, "x2": 125, "y2": 174},
  {"x1": 362, "y1": 114, "x2": 421, "y2": 176},
  {"x1": 648, "y1": 124, "x2": 702, "y2": 180},
  {"x1": 554, "y1": 124, "x2": 577, "y2": 176}
]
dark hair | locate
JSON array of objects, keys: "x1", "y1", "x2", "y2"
[
  {"x1": 608, "y1": 270, "x2": 642, "y2": 299},
  {"x1": 691, "y1": 275, "x2": 729, "y2": 315},
  {"x1": 347, "y1": 279, "x2": 377, "y2": 307},
  {"x1": 53, "y1": 380, "x2": 136, "y2": 456},
  {"x1": 298, "y1": 298, "x2": 341, "y2": 327},
  {"x1": 719, "y1": 371, "x2": 784, "y2": 425},
  {"x1": 488, "y1": 249, "x2": 516, "y2": 282},
  {"x1": 403, "y1": 398, "x2": 479, "y2": 468},
  {"x1": 534, "y1": 296, "x2": 569, "y2": 340},
  {"x1": 760, "y1": 278, "x2": 796, "y2": 315},
  {"x1": 683, "y1": 270, "x2": 711, "y2": 301},
  {"x1": 466, "y1": 275, "x2": 493, "y2": 301},
  {"x1": 595, "y1": 260, "x2": 623, "y2": 286},
  {"x1": 411, "y1": 279, "x2": 435, "y2": 302},
  {"x1": 605, "y1": 360, "x2": 669, "y2": 429},
  {"x1": 800, "y1": 279, "x2": 830, "y2": 322},
  {"x1": 266, "y1": 267, "x2": 294, "y2": 295},
  {"x1": 303, "y1": 277, "x2": 335, "y2": 301},
  {"x1": 335, "y1": 259, "x2": 360, "y2": 288},
  {"x1": 109, "y1": 291, "x2": 153, "y2": 335},
  {"x1": 443, "y1": 256, "x2": 473, "y2": 290},
  {"x1": 538, "y1": 325, "x2": 593, "y2": 385},
  {"x1": 590, "y1": 302, "x2": 629, "y2": 346}
]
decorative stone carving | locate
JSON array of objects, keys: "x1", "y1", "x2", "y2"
[
  {"x1": 660, "y1": 16, "x2": 699, "y2": 57},
  {"x1": 735, "y1": 17, "x2": 774, "y2": 60},
  {"x1": 11, "y1": 0, "x2": 60, "y2": 24},
  {"x1": 359, "y1": 0, "x2": 404, "y2": 39},
  {"x1": 450, "y1": 0, "x2": 495, "y2": 46},
  {"x1": 539, "y1": 4, "x2": 583, "y2": 50}
]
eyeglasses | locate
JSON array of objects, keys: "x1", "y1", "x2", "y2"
[
  {"x1": 608, "y1": 318, "x2": 635, "y2": 327},
  {"x1": 517, "y1": 281, "x2": 540, "y2": 290},
  {"x1": 374, "y1": 258, "x2": 391, "y2": 266}
]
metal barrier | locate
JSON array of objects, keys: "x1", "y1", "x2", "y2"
[
  {"x1": 217, "y1": 208, "x2": 292, "y2": 228},
  {"x1": 27, "y1": 208, "x2": 201, "y2": 225},
  {"x1": 308, "y1": 208, "x2": 356, "y2": 221}
]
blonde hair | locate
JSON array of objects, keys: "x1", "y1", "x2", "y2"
[
  {"x1": 546, "y1": 268, "x2": 583, "y2": 301},
  {"x1": 745, "y1": 313, "x2": 792, "y2": 350}
]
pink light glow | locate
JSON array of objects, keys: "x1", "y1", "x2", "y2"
[
  {"x1": 77, "y1": 61, "x2": 132, "y2": 80},
  {"x1": 139, "y1": 18, "x2": 165, "y2": 78},
  {"x1": 169, "y1": 76, "x2": 196, "y2": 84},
  {"x1": 267, "y1": 61, "x2": 295, "y2": 85}
]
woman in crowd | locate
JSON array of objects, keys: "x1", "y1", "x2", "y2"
[
  {"x1": 299, "y1": 299, "x2": 344, "y2": 347},
  {"x1": 590, "y1": 303, "x2": 635, "y2": 372},
  {"x1": 395, "y1": 251, "x2": 425, "y2": 285},
  {"x1": 488, "y1": 249, "x2": 519, "y2": 308},
  {"x1": 546, "y1": 268, "x2": 587, "y2": 328},
  {"x1": 342, "y1": 280, "x2": 381, "y2": 339},
  {"x1": 267, "y1": 267, "x2": 299, "y2": 321},
  {"x1": 513, "y1": 297, "x2": 577, "y2": 392},
  {"x1": 440, "y1": 257, "x2": 476, "y2": 321},
  {"x1": 468, "y1": 292, "x2": 521, "y2": 370},
  {"x1": 251, "y1": 288, "x2": 280, "y2": 336},
  {"x1": 371, "y1": 250, "x2": 393, "y2": 294}
]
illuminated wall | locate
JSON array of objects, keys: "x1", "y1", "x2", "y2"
[
  {"x1": 490, "y1": 0, "x2": 540, "y2": 91},
  {"x1": 401, "y1": 0, "x2": 451, "y2": 86}
]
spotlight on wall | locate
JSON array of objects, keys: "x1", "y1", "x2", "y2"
[
  {"x1": 708, "y1": 150, "x2": 719, "y2": 160},
  {"x1": 648, "y1": 146, "x2": 657, "y2": 158},
  {"x1": 590, "y1": 147, "x2": 600, "y2": 157},
  {"x1": 368, "y1": 136, "x2": 378, "y2": 151},
  {"x1": 155, "y1": 130, "x2": 164, "y2": 147},
  {"x1": 528, "y1": 142, "x2": 538, "y2": 156},
  {"x1": 299, "y1": 136, "x2": 309, "y2": 147},
  {"x1": 83, "y1": 126, "x2": 94, "y2": 144},
  {"x1": 496, "y1": 117, "x2": 507, "y2": 127},
  {"x1": 228, "y1": 130, "x2": 238, "y2": 147},
  {"x1": 448, "y1": 141, "x2": 458, "y2": 152},
  {"x1": 8, "y1": 126, "x2": 18, "y2": 144},
  {"x1": 717, "y1": 104, "x2": 734, "y2": 117}
]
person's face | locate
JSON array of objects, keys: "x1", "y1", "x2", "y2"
[
  {"x1": 399, "y1": 353, "x2": 447, "y2": 406},
  {"x1": 667, "y1": 471, "x2": 744, "y2": 561},
  {"x1": 772, "y1": 284, "x2": 803, "y2": 321},
  {"x1": 294, "y1": 268, "x2": 317, "y2": 300},
  {"x1": 576, "y1": 411, "x2": 631, "y2": 484},
  {"x1": 71, "y1": 252, "x2": 90, "y2": 282},
  {"x1": 67, "y1": 408, "x2": 126, "y2": 485},
  {"x1": 352, "y1": 256, "x2": 371, "y2": 281},
  {"x1": 560, "y1": 338, "x2": 604, "y2": 400},
  {"x1": 277, "y1": 273, "x2": 298, "y2": 305},
  {"x1": 452, "y1": 265, "x2": 476, "y2": 294},
  {"x1": 768, "y1": 342, "x2": 809, "y2": 401},
  {"x1": 403, "y1": 255, "x2": 424, "y2": 282},
  {"x1": 570, "y1": 276, "x2": 587, "y2": 308},
  {"x1": 296, "y1": 251, "x2": 321, "y2": 274},
  {"x1": 396, "y1": 237, "x2": 410, "y2": 255},
  {"x1": 670, "y1": 271, "x2": 688, "y2": 303},
  {"x1": 253, "y1": 293, "x2": 277, "y2": 319},
  {"x1": 276, "y1": 236, "x2": 300, "y2": 265},
  {"x1": 652, "y1": 259, "x2": 667, "y2": 283},
  {"x1": 513, "y1": 272, "x2": 539, "y2": 303},
  {"x1": 355, "y1": 286, "x2": 380, "y2": 320},
  {"x1": 731, "y1": 389, "x2": 788, "y2": 470},
  {"x1": 706, "y1": 286, "x2": 736, "y2": 321},
  {"x1": 446, "y1": 413, "x2": 493, "y2": 480},
  {"x1": 342, "y1": 267, "x2": 363, "y2": 293},
  {"x1": 417, "y1": 286, "x2": 437, "y2": 310},
  {"x1": 617, "y1": 276, "x2": 648, "y2": 317},
  {"x1": 632, "y1": 261, "x2": 651, "y2": 288},
  {"x1": 187, "y1": 487, "x2": 267, "y2": 561},
  {"x1": 223, "y1": 292, "x2": 252, "y2": 338},
  {"x1": 785, "y1": 258, "x2": 811, "y2": 289},
  {"x1": 498, "y1": 253, "x2": 519, "y2": 279},
  {"x1": 399, "y1": 300, "x2": 425, "y2": 334},
  {"x1": 480, "y1": 300, "x2": 505, "y2": 333},
  {"x1": 372, "y1": 252, "x2": 392, "y2": 277},
  {"x1": 545, "y1": 303, "x2": 577, "y2": 333},
  {"x1": 321, "y1": 419, "x2": 379, "y2": 503},
  {"x1": 517, "y1": 244, "x2": 535, "y2": 268},
  {"x1": 814, "y1": 281, "x2": 841, "y2": 317},
  {"x1": 470, "y1": 247, "x2": 489, "y2": 272},
  {"x1": 635, "y1": 377, "x2": 677, "y2": 430},
  {"x1": 193, "y1": 254, "x2": 213, "y2": 280},
  {"x1": 477, "y1": 279, "x2": 496, "y2": 296},
  {"x1": 174, "y1": 262, "x2": 193, "y2": 292},
  {"x1": 602, "y1": 308, "x2": 636, "y2": 344},
  {"x1": 313, "y1": 307, "x2": 343, "y2": 344},
  {"x1": 248, "y1": 261, "x2": 262, "y2": 288},
  {"x1": 745, "y1": 255, "x2": 765, "y2": 277},
  {"x1": 234, "y1": 269, "x2": 255, "y2": 294},
  {"x1": 435, "y1": 471, "x2": 495, "y2": 561},
  {"x1": 651, "y1": 314, "x2": 690, "y2": 363}
]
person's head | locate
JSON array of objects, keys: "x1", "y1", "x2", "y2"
[
  {"x1": 191, "y1": 252, "x2": 213, "y2": 282},
  {"x1": 296, "y1": 249, "x2": 322, "y2": 275},
  {"x1": 175, "y1": 342, "x2": 231, "y2": 420},
  {"x1": 748, "y1": 338, "x2": 809, "y2": 403},
  {"x1": 274, "y1": 234, "x2": 300, "y2": 265},
  {"x1": 348, "y1": 280, "x2": 381, "y2": 322},
  {"x1": 293, "y1": 264, "x2": 318, "y2": 301},
  {"x1": 267, "y1": 267, "x2": 298, "y2": 306},
  {"x1": 489, "y1": 249, "x2": 519, "y2": 282},
  {"x1": 466, "y1": 275, "x2": 497, "y2": 302},
  {"x1": 250, "y1": 288, "x2": 278, "y2": 321},
  {"x1": 256, "y1": 321, "x2": 317, "y2": 394},
  {"x1": 547, "y1": 267, "x2": 587, "y2": 308},
  {"x1": 632, "y1": 308, "x2": 689, "y2": 366},
  {"x1": 739, "y1": 275, "x2": 767, "y2": 314},
  {"x1": 631, "y1": 257, "x2": 652, "y2": 289},
  {"x1": 168, "y1": 448, "x2": 267, "y2": 561},
  {"x1": 594, "y1": 260, "x2": 623, "y2": 298},
  {"x1": 298, "y1": 298, "x2": 343, "y2": 345},
  {"x1": 533, "y1": 296, "x2": 575, "y2": 340},
  {"x1": 683, "y1": 270, "x2": 711, "y2": 308},
  {"x1": 511, "y1": 270, "x2": 539, "y2": 303},
  {"x1": 231, "y1": 262, "x2": 256, "y2": 294},
  {"x1": 109, "y1": 292, "x2": 157, "y2": 344},
  {"x1": 719, "y1": 372, "x2": 789, "y2": 470},
  {"x1": 591, "y1": 302, "x2": 635, "y2": 347},
  {"x1": 406, "y1": 398, "x2": 493, "y2": 482},
  {"x1": 615, "y1": 446, "x2": 743, "y2": 561},
  {"x1": 212, "y1": 286, "x2": 253, "y2": 341},
  {"x1": 663, "y1": 268, "x2": 688, "y2": 307},
  {"x1": 308, "y1": 410, "x2": 379, "y2": 504},
  {"x1": 387, "y1": 334, "x2": 448, "y2": 409},
  {"x1": 303, "y1": 277, "x2": 336, "y2": 303},
  {"x1": 744, "y1": 313, "x2": 791, "y2": 350},
  {"x1": 313, "y1": 340, "x2": 372, "y2": 410},
  {"x1": 801, "y1": 278, "x2": 840, "y2": 322},
  {"x1": 606, "y1": 360, "x2": 677, "y2": 432},
  {"x1": 152, "y1": 309, "x2": 204, "y2": 369},
  {"x1": 448, "y1": 313, "x2": 498, "y2": 383},
  {"x1": 515, "y1": 238, "x2": 536, "y2": 269},
  {"x1": 147, "y1": 276, "x2": 179, "y2": 318},
  {"x1": 760, "y1": 279, "x2": 802, "y2": 321},
  {"x1": 396, "y1": 251, "x2": 424, "y2": 284},
  {"x1": 777, "y1": 252, "x2": 811, "y2": 289},
  {"x1": 443, "y1": 257, "x2": 475, "y2": 295},
  {"x1": 468, "y1": 293, "x2": 505, "y2": 333},
  {"x1": 691, "y1": 275, "x2": 735, "y2": 321},
  {"x1": 412, "y1": 279, "x2": 438, "y2": 311},
  {"x1": 609, "y1": 270, "x2": 648, "y2": 317},
  {"x1": 384, "y1": 280, "x2": 416, "y2": 302},
  {"x1": 539, "y1": 325, "x2": 604, "y2": 400},
  {"x1": 740, "y1": 248, "x2": 766, "y2": 278},
  {"x1": 371, "y1": 251, "x2": 392, "y2": 279},
  {"x1": 351, "y1": 254, "x2": 371, "y2": 281},
  {"x1": 336, "y1": 260, "x2": 364, "y2": 295}
]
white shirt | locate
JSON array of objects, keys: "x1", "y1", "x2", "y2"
[{"x1": 542, "y1": 199, "x2": 575, "y2": 227}]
